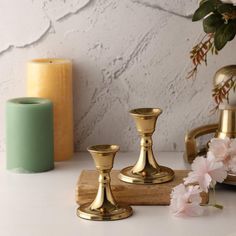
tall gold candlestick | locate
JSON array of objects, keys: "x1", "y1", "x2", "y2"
[{"x1": 119, "y1": 108, "x2": 175, "y2": 184}]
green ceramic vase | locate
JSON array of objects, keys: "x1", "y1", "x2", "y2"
[{"x1": 6, "y1": 97, "x2": 54, "y2": 173}]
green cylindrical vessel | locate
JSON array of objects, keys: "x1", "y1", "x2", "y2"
[{"x1": 6, "y1": 97, "x2": 54, "y2": 173}]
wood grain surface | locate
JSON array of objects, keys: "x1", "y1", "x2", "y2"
[{"x1": 76, "y1": 170, "x2": 208, "y2": 205}]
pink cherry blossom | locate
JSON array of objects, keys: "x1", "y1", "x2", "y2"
[
  {"x1": 228, "y1": 139, "x2": 236, "y2": 173},
  {"x1": 228, "y1": 157, "x2": 236, "y2": 173},
  {"x1": 209, "y1": 137, "x2": 236, "y2": 173},
  {"x1": 229, "y1": 139, "x2": 236, "y2": 156},
  {"x1": 209, "y1": 137, "x2": 231, "y2": 163},
  {"x1": 184, "y1": 152, "x2": 227, "y2": 192},
  {"x1": 170, "y1": 184, "x2": 203, "y2": 217}
]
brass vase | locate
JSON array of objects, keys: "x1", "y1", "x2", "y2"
[
  {"x1": 184, "y1": 65, "x2": 236, "y2": 163},
  {"x1": 184, "y1": 65, "x2": 236, "y2": 184}
]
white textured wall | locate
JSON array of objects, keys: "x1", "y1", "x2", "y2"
[{"x1": 1, "y1": 0, "x2": 236, "y2": 152}]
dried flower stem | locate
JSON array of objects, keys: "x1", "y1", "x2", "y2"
[
  {"x1": 187, "y1": 34, "x2": 215, "y2": 80},
  {"x1": 201, "y1": 186, "x2": 223, "y2": 210},
  {"x1": 211, "y1": 186, "x2": 223, "y2": 210},
  {"x1": 212, "y1": 76, "x2": 236, "y2": 108}
]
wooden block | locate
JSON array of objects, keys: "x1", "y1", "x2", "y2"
[{"x1": 76, "y1": 170, "x2": 208, "y2": 205}]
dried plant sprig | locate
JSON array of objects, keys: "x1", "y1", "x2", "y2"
[
  {"x1": 212, "y1": 76, "x2": 236, "y2": 107},
  {"x1": 187, "y1": 0, "x2": 236, "y2": 107},
  {"x1": 222, "y1": 10, "x2": 236, "y2": 20},
  {"x1": 187, "y1": 33, "x2": 216, "y2": 80}
]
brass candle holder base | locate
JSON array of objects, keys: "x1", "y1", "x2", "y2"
[
  {"x1": 77, "y1": 145, "x2": 133, "y2": 221},
  {"x1": 119, "y1": 108, "x2": 175, "y2": 185},
  {"x1": 77, "y1": 203, "x2": 132, "y2": 221},
  {"x1": 119, "y1": 166, "x2": 174, "y2": 184}
]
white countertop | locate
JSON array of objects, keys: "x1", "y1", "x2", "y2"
[{"x1": 0, "y1": 152, "x2": 236, "y2": 236}]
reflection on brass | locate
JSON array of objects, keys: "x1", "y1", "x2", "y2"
[
  {"x1": 119, "y1": 108, "x2": 175, "y2": 184},
  {"x1": 185, "y1": 108, "x2": 236, "y2": 163},
  {"x1": 77, "y1": 145, "x2": 133, "y2": 221},
  {"x1": 216, "y1": 107, "x2": 236, "y2": 138},
  {"x1": 213, "y1": 65, "x2": 236, "y2": 89},
  {"x1": 184, "y1": 124, "x2": 218, "y2": 164},
  {"x1": 224, "y1": 172, "x2": 236, "y2": 185}
]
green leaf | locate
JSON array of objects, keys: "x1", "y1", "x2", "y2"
[
  {"x1": 200, "y1": 0, "x2": 210, "y2": 5},
  {"x1": 224, "y1": 22, "x2": 236, "y2": 41},
  {"x1": 214, "y1": 22, "x2": 236, "y2": 50},
  {"x1": 200, "y1": 0, "x2": 221, "y2": 6},
  {"x1": 193, "y1": 1, "x2": 215, "y2": 21},
  {"x1": 203, "y1": 13, "x2": 224, "y2": 33},
  {"x1": 218, "y1": 4, "x2": 235, "y2": 14}
]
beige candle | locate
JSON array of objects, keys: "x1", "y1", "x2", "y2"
[{"x1": 27, "y1": 58, "x2": 74, "y2": 161}]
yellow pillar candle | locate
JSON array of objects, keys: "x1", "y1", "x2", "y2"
[{"x1": 27, "y1": 58, "x2": 74, "y2": 161}]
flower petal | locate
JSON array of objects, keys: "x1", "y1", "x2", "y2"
[
  {"x1": 209, "y1": 138, "x2": 230, "y2": 162},
  {"x1": 198, "y1": 173, "x2": 212, "y2": 192},
  {"x1": 170, "y1": 184, "x2": 203, "y2": 217}
]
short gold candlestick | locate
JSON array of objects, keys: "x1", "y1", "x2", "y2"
[
  {"x1": 119, "y1": 108, "x2": 175, "y2": 184},
  {"x1": 77, "y1": 145, "x2": 133, "y2": 221}
]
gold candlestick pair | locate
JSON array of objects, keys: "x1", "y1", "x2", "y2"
[{"x1": 77, "y1": 108, "x2": 175, "y2": 221}]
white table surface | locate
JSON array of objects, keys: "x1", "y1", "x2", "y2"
[{"x1": 0, "y1": 152, "x2": 236, "y2": 236}]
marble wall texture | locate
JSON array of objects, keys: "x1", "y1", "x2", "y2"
[{"x1": 1, "y1": 0, "x2": 236, "y2": 152}]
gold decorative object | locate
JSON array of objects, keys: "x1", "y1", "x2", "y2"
[
  {"x1": 184, "y1": 124, "x2": 218, "y2": 164},
  {"x1": 184, "y1": 65, "x2": 236, "y2": 184},
  {"x1": 77, "y1": 145, "x2": 133, "y2": 221},
  {"x1": 185, "y1": 65, "x2": 236, "y2": 164},
  {"x1": 119, "y1": 108, "x2": 175, "y2": 184}
]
